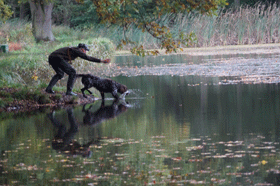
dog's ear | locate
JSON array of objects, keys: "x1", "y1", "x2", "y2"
[{"x1": 119, "y1": 85, "x2": 127, "y2": 93}]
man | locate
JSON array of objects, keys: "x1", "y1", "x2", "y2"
[{"x1": 46, "y1": 43, "x2": 110, "y2": 96}]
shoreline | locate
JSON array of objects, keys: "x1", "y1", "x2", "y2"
[
  {"x1": 0, "y1": 88, "x2": 97, "y2": 113},
  {"x1": 2, "y1": 43, "x2": 280, "y2": 113},
  {"x1": 115, "y1": 43, "x2": 280, "y2": 56}
]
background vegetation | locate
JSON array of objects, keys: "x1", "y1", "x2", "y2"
[{"x1": 1, "y1": 1, "x2": 280, "y2": 87}]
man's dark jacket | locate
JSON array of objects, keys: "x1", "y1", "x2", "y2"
[{"x1": 49, "y1": 47, "x2": 101, "y2": 63}]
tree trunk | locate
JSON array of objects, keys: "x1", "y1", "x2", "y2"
[
  {"x1": 28, "y1": 0, "x2": 55, "y2": 42},
  {"x1": 63, "y1": 0, "x2": 70, "y2": 26},
  {"x1": 20, "y1": 3, "x2": 29, "y2": 20}
]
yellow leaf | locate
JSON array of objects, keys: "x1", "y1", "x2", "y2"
[
  {"x1": 32, "y1": 75, "x2": 38, "y2": 81},
  {"x1": 261, "y1": 160, "x2": 268, "y2": 165}
]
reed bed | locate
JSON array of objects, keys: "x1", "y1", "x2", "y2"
[
  {"x1": 93, "y1": 3, "x2": 280, "y2": 49},
  {"x1": 187, "y1": 3, "x2": 280, "y2": 47}
]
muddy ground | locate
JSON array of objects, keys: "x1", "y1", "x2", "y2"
[{"x1": 0, "y1": 88, "x2": 96, "y2": 113}]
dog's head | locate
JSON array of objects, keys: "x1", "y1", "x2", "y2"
[{"x1": 118, "y1": 84, "x2": 128, "y2": 94}]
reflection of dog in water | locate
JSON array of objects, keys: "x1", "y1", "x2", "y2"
[
  {"x1": 76, "y1": 74, "x2": 128, "y2": 100},
  {"x1": 83, "y1": 100, "x2": 128, "y2": 126},
  {"x1": 48, "y1": 108, "x2": 98, "y2": 158}
]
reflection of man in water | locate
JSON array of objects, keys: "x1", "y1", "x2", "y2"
[
  {"x1": 83, "y1": 100, "x2": 128, "y2": 126},
  {"x1": 48, "y1": 108, "x2": 95, "y2": 158}
]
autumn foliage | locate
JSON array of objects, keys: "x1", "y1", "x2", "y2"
[
  {"x1": 9, "y1": 42, "x2": 22, "y2": 51},
  {"x1": 92, "y1": 0, "x2": 227, "y2": 56}
]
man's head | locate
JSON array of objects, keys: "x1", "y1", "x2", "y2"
[{"x1": 78, "y1": 43, "x2": 90, "y2": 51}]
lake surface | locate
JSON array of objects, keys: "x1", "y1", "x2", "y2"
[{"x1": 1, "y1": 52, "x2": 280, "y2": 185}]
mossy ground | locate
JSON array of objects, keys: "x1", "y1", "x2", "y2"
[{"x1": 0, "y1": 88, "x2": 96, "y2": 112}]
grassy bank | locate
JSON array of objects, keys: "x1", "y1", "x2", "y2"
[
  {"x1": 0, "y1": 20, "x2": 115, "y2": 87},
  {"x1": 0, "y1": 21, "x2": 116, "y2": 110}
]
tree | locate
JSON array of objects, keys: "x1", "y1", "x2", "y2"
[
  {"x1": 27, "y1": 0, "x2": 83, "y2": 42},
  {"x1": 7, "y1": 0, "x2": 227, "y2": 51},
  {"x1": 0, "y1": 0, "x2": 13, "y2": 22},
  {"x1": 52, "y1": 0, "x2": 76, "y2": 26},
  {"x1": 28, "y1": 0, "x2": 54, "y2": 42},
  {"x1": 92, "y1": 0, "x2": 227, "y2": 55},
  {"x1": 70, "y1": 0, "x2": 100, "y2": 28}
]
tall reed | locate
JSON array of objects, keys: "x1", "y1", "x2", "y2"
[
  {"x1": 93, "y1": 3, "x2": 280, "y2": 48},
  {"x1": 160, "y1": 3, "x2": 280, "y2": 47}
]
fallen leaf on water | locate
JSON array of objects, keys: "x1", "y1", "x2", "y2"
[{"x1": 172, "y1": 157, "x2": 182, "y2": 161}]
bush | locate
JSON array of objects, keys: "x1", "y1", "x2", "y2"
[{"x1": 0, "y1": 19, "x2": 34, "y2": 46}]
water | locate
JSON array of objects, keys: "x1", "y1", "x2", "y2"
[{"x1": 1, "y1": 53, "x2": 280, "y2": 185}]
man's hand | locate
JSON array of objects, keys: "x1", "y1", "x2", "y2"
[{"x1": 102, "y1": 59, "x2": 111, "y2": 64}]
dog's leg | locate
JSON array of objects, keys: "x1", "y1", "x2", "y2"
[
  {"x1": 82, "y1": 104, "x2": 93, "y2": 112},
  {"x1": 112, "y1": 89, "x2": 119, "y2": 100},
  {"x1": 100, "y1": 92, "x2": 105, "y2": 100},
  {"x1": 81, "y1": 87, "x2": 87, "y2": 98},
  {"x1": 86, "y1": 89, "x2": 93, "y2": 95},
  {"x1": 101, "y1": 99, "x2": 105, "y2": 108}
]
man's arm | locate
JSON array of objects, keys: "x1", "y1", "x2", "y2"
[
  {"x1": 76, "y1": 49, "x2": 101, "y2": 63},
  {"x1": 73, "y1": 48, "x2": 110, "y2": 63}
]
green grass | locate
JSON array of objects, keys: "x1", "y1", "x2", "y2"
[{"x1": 0, "y1": 87, "x2": 48, "y2": 108}]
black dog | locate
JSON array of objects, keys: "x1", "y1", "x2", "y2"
[{"x1": 76, "y1": 74, "x2": 128, "y2": 99}]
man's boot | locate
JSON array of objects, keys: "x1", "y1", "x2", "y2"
[
  {"x1": 66, "y1": 75, "x2": 77, "y2": 96},
  {"x1": 46, "y1": 75, "x2": 60, "y2": 94}
]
